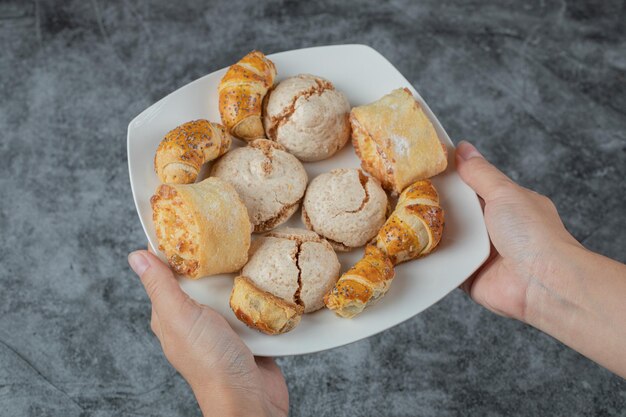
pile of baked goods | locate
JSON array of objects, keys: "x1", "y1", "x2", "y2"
[{"x1": 149, "y1": 50, "x2": 448, "y2": 334}]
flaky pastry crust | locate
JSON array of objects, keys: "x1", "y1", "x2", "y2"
[
  {"x1": 219, "y1": 51, "x2": 276, "y2": 141},
  {"x1": 350, "y1": 88, "x2": 448, "y2": 194},
  {"x1": 154, "y1": 119, "x2": 231, "y2": 184},
  {"x1": 325, "y1": 180, "x2": 444, "y2": 318},
  {"x1": 150, "y1": 177, "x2": 251, "y2": 278},
  {"x1": 230, "y1": 275, "x2": 303, "y2": 335}
]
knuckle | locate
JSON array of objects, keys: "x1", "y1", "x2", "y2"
[
  {"x1": 540, "y1": 194, "x2": 557, "y2": 211},
  {"x1": 462, "y1": 155, "x2": 485, "y2": 176},
  {"x1": 160, "y1": 341, "x2": 175, "y2": 362},
  {"x1": 527, "y1": 188, "x2": 555, "y2": 207},
  {"x1": 490, "y1": 179, "x2": 517, "y2": 199}
]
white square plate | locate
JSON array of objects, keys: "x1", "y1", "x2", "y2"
[{"x1": 128, "y1": 44, "x2": 489, "y2": 356}]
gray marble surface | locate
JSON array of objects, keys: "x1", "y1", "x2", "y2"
[{"x1": 1, "y1": 0, "x2": 625, "y2": 416}]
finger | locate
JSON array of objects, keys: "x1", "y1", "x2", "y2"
[
  {"x1": 128, "y1": 250, "x2": 188, "y2": 316},
  {"x1": 255, "y1": 356, "x2": 278, "y2": 370},
  {"x1": 460, "y1": 243, "x2": 498, "y2": 295},
  {"x1": 467, "y1": 255, "x2": 504, "y2": 307},
  {"x1": 455, "y1": 141, "x2": 515, "y2": 201},
  {"x1": 255, "y1": 357, "x2": 284, "y2": 380}
]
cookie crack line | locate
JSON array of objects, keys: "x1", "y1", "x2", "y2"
[
  {"x1": 293, "y1": 240, "x2": 304, "y2": 308},
  {"x1": 302, "y1": 207, "x2": 352, "y2": 251},
  {"x1": 262, "y1": 231, "x2": 317, "y2": 307},
  {"x1": 266, "y1": 78, "x2": 334, "y2": 140},
  {"x1": 322, "y1": 235, "x2": 351, "y2": 251},
  {"x1": 344, "y1": 171, "x2": 371, "y2": 214},
  {"x1": 324, "y1": 172, "x2": 371, "y2": 220},
  {"x1": 253, "y1": 199, "x2": 300, "y2": 233},
  {"x1": 266, "y1": 229, "x2": 322, "y2": 244},
  {"x1": 250, "y1": 139, "x2": 276, "y2": 175}
]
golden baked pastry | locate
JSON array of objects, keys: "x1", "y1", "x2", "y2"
[
  {"x1": 154, "y1": 119, "x2": 232, "y2": 184},
  {"x1": 325, "y1": 179, "x2": 444, "y2": 318},
  {"x1": 218, "y1": 51, "x2": 277, "y2": 141},
  {"x1": 350, "y1": 88, "x2": 448, "y2": 194},
  {"x1": 375, "y1": 179, "x2": 444, "y2": 264},
  {"x1": 324, "y1": 245, "x2": 394, "y2": 319},
  {"x1": 150, "y1": 177, "x2": 251, "y2": 279},
  {"x1": 230, "y1": 275, "x2": 303, "y2": 335}
]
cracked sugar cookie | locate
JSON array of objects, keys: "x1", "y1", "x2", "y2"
[
  {"x1": 263, "y1": 74, "x2": 351, "y2": 162},
  {"x1": 211, "y1": 139, "x2": 307, "y2": 233},
  {"x1": 229, "y1": 228, "x2": 340, "y2": 334},
  {"x1": 302, "y1": 169, "x2": 388, "y2": 251}
]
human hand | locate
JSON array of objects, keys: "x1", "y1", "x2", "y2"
[
  {"x1": 455, "y1": 141, "x2": 582, "y2": 322},
  {"x1": 128, "y1": 250, "x2": 289, "y2": 417}
]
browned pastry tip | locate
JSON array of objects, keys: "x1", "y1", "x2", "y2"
[
  {"x1": 376, "y1": 179, "x2": 444, "y2": 264},
  {"x1": 324, "y1": 245, "x2": 394, "y2": 318},
  {"x1": 218, "y1": 51, "x2": 277, "y2": 141},
  {"x1": 230, "y1": 275, "x2": 303, "y2": 335}
]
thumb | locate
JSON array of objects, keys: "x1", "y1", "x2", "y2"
[
  {"x1": 455, "y1": 141, "x2": 515, "y2": 201},
  {"x1": 128, "y1": 250, "x2": 188, "y2": 315}
]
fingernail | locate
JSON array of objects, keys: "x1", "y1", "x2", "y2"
[
  {"x1": 128, "y1": 251, "x2": 150, "y2": 276},
  {"x1": 457, "y1": 140, "x2": 483, "y2": 160}
]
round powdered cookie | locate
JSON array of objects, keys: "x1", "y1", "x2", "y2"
[
  {"x1": 242, "y1": 227, "x2": 340, "y2": 313},
  {"x1": 263, "y1": 74, "x2": 351, "y2": 162},
  {"x1": 302, "y1": 169, "x2": 388, "y2": 251},
  {"x1": 211, "y1": 139, "x2": 307, "y2": 233}
]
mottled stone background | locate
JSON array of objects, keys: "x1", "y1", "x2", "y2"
[{"x1": 1, "y1": 0, "x2": 625, "y2": 416}]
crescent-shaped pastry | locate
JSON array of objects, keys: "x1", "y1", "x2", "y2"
[
  {"x1": 154, "y1": 119, "x2": 232, "y2": 184},
  {"x1": 375, "y1": 180, "x2": 444, "y2": 264},
  {"x1": 218, "y1": 51, "x2": 277, "y2": 141},
  {"x1": 323, "y1": 245, "x2": 394, "y2": 319},
  {"x1": 325, "y1": 179, "x2": 444, "y2": 318}
]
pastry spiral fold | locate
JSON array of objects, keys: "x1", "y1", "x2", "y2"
[
  {"x1": 324, "y1": 245, "x2": 394, "y2": 318},
  {"x1": 230, "y1": 275, "x2": 303, "y2": 335},
  {"x1": 375, "y1": 180, "x2": 444, "y2": 264},
  {"x1": 154, "y1": 119, "x2": 232, "y2": 184},
  {"x1": 218, "y1": 50, "x2": 276, "y2": 141},
  {"x1": 150, "y1": 177, "x2": 251, "y2": 279}
]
